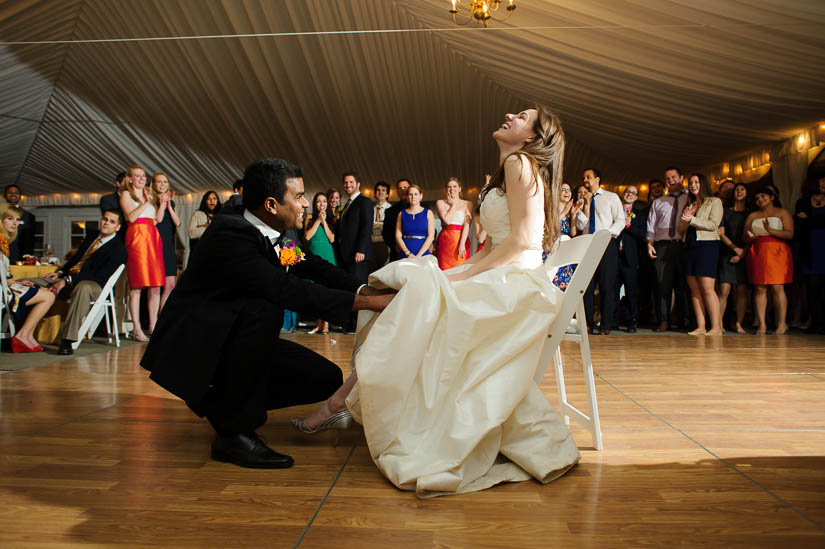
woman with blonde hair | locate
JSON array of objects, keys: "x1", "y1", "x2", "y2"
[
  {"x1": 1, "y1": 206, "x2": 55, "y2": 352},
  {"x1": 151, "y1": 172, "x2": 181, "y2": 310},
  {"x1": 293, "y1": 106, "x2": 579, "y2": 498},
  {"x1": 120, "y1": 165, "x2": 164, "y2": 341},
  {"x1": 435, "y1": 177, "x2": 473, "y2": 269}
]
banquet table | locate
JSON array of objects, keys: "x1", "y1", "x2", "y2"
[{"x1": 8, "y1": 264, "x2": 64, "y2": 344}]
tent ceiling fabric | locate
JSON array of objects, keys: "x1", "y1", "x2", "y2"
[{"x1": 1, "y1": 0, "x2": 824, "y2": 197}]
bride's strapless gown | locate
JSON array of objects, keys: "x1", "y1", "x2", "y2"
[{"x1": 346, "y1": 187, "x2": 580, "y2": 497}]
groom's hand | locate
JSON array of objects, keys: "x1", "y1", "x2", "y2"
[{"x1": 352, "y1": 285, "x2": 396, "y2": 312}]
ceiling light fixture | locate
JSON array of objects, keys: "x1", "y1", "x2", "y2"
[{"x1": 449, "y1": 0, "x2": 517, "y2": 27}]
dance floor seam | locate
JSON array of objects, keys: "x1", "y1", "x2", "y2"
[{"x1": 596, "y1": 372, "x2": 825, "y2": 533}]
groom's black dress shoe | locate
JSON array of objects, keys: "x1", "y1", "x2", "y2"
[
  {"x1": 57, "y1": 339, "x2": 75, "y2": 355},
  {"x1": 211, "y1": 433, "x2": 294, "y2": 469}
]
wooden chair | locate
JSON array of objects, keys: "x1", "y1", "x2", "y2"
[
  {"x1": 535, "y1": 230, "x2": 611, "y2": 450},
  {"x1": 0, "y1": 264, "x2": 16, "y2": 351},
  {"x1": 71, "y1": 264, "x2": 126, "y2": 350}
]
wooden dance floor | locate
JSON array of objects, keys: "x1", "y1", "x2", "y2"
[{"x1": 1, "y1": 333, "x2": 824, "y2": 547}]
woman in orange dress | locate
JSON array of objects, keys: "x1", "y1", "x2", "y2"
[
  {"x1": 744, "y1": 186, "x2": 794, "y2": 334},
  {"x1": 120, "y1": 165, "x2": 165, "y2": 341},
  {"x1": 434, "y1": 177, "x2": 473, "y2": 270}
]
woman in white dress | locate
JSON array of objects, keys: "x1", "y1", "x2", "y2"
[{"x1": 293, "y1": 106, "x2": 580, "y2": 497}]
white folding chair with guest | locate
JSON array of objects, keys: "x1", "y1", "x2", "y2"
[{"x1": 41, "y1": 209, "x2": 128, "y2": 355}]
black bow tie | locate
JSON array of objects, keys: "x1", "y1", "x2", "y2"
[{"x1": 273, "y1": 232, "x2": 286, "y2": 248}]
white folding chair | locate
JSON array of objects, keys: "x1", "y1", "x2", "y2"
[
  {"x1": 535, "y1": 230, "x2": 611, "y2": 450},
  {"x1": 0, "y1": 265, "x2": 17, "y2": 351},
  {"x1": 71, "y1": 264, "x2": 126, "y2": 350}
]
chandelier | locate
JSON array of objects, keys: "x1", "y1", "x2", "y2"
[{"x1": 448, "y1": 0, "x2": 517, "y2": 27}]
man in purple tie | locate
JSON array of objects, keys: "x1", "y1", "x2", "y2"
[{"x1": 646, "y1": 167, "x2": 689, "y2": 332}]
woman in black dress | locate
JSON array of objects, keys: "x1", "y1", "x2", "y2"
[
  {"x1": 152, "y1": 173, "x2": 181, "y2": 311},
  {"x1": 718, "y1": 182, "x2": 751, "y2": 333}
]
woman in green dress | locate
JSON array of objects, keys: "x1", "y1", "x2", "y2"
[{"x1": 303, "y1": 192, "x2": 337, "y2": 334}]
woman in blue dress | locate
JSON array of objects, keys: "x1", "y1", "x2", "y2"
[
  {"x1": 550, "y1": 182, "x2": 577, "y2": 290},
  {"x1": 395, "y1": 184, "x2": 435, "y2": 259}
]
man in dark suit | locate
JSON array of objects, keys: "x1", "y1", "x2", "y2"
[
  {"x1": 42, "y1": 210, "x2": 128, "y2": 355},
  {"x1": 3, "y1": 184, "x2": 36, "y2": 261},
  {"x1": 141, "y1": 158, "x2": 393, "y2": 469},
  {"x1": 616, "y1": 185, "x2": 648, "y2": 332},
  {"x1": 220, "y1": 179, "x2": 244, "y2": 211},
  {"x1": 381, "y1": 178, "x2": 411, "y2": 261},
  {"x1": 336, "y1": 171, "x2": 374, "y2": 283},
  {"x1": 99, "y1": 172, "x2": 127, "y2": 241}
]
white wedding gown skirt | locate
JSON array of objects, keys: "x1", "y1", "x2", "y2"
[{"x1": 346, "y1": 254, "x2": 580, "y2": 498}]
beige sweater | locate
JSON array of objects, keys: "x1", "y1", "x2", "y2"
[{"x1": 677, "y1": 196, "x2": 723, "y2": 241}]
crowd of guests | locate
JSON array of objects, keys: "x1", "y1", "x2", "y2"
[
  {"x1": 558, "y1": 167, "x2": 825, "y2": 335},
  {"x1": 3, "y1": 163, "x2": 824, "y2": 352}
]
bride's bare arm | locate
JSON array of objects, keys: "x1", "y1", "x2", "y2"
[{"x1": 447, "y1": 155, "x2": 541, "y2": 282}]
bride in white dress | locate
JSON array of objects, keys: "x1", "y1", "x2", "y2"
[{"x1": 294, "y1": 106, "x2": 580, "y2": 497}]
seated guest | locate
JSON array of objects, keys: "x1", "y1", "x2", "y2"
[
  {"x1": 718, "y1": 182, "x2": 751, "y2": 333},
  {"x1": 41, "y1": 210, "x2": 128, "y2": 355},
  {"x1": 1, "y1": 206, "x2": 56, "y2": 352},
  {"x1": 188, "y1": 190, "x2": 222, "y2": 254},
  {"x1": 744, "y1": 186, "x2": 794, "y2": 334},
  {"x1": 678, "y1": 173, "x2": 724, "y2": 335},
  {"x1": 395, "y1": 184, "x2": 434, "y2": 258},
  {"x1": 3, "y1": 184, "x2": 36, "y2": 261}
]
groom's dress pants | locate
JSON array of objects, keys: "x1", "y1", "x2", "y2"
[{"x1": 191, "y1": 299, "x2": 343, "y2": 436}]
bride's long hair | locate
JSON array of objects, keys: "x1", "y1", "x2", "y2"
[{"x1": 480, "y1": 105, "x2": 565, "y2": 248}]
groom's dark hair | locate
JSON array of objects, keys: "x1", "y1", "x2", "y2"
[{"x1": 242, "y1": 158, "x2": 304, "y2": 209}]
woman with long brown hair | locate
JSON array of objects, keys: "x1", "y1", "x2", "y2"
[
  {"x1": 292, "y1": 106, "x2": 578, "y2": 498},
  {"x1": 120, "y1": 165, "x2": 165, "y2": 342}
]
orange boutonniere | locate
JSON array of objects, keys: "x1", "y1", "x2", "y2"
[
  {"x1": 280, "y1": 240, "x2": 306, "y2": 271},
  {"x1": 0, "y1": 235, "x2": 9, "y2": 258}
]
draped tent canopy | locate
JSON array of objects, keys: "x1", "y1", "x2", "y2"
[{"x1": 1, "y1": 0, "x2": 824, "y2": 202}]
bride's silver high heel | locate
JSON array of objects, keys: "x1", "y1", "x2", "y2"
[{"x1": 291, "y1": 410, "x2": 354, "y2": 434}]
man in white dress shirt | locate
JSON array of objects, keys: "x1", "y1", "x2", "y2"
[{"x1": 575, "y1": 168, "x2": 625, "y2": 335}]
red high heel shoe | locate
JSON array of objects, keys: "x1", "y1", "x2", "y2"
[{"x1": 11, "y1": 337, "x2": 41, "y2": 353}]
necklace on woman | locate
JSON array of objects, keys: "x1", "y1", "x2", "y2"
[{"x1": 812, "y1": 194, "x2": 825, "y2": 208}]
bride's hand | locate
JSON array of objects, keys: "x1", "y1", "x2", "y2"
[{"x1": 447, "y1": 272, "x2": 467, "y2": 285}]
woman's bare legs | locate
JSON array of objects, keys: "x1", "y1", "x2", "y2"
[
  {"x1": 686, "y1": 276, "x2": 707, "y2": 335},
  {"x1": 147, "y1": 286, "x2": 161, "y2": 333},
  {"x1": 753, "y1": 285, "x2": 768, "y2": 334},
  {"x1": 301, "y1": 371, "x2": 358, "y2": 430},
  {"x1": 769, "y1": 284, "x2": 789, "y2": 334},
  {"x1": 700, "y1": 276, "x2": 723, "y2": 335},
  {"x1": 160, "y1": 275, "x2": 176, "y2": 311},
  {"x1": 15, "y1": 288, "x2": 55, "y2": 347},
  {"x1": 129, "y1": 288, "x2": 148, "y2": 341},
  {"x1": 718, "y1": 282, "x2": 731, "y2": 329},
  {"x1": 734, "y1": 283, "x2": 749, "y2": 333}
]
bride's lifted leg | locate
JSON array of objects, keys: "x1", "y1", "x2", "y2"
[{"x1": 292, "y1": 372, "x2": 358, "y2": 432}]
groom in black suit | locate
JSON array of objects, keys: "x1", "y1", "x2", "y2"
[{"x1": 141, "y1": 158, "x2": 393, "y2": 469}]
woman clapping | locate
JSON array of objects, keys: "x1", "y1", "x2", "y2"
[{"x1": 303, "y1": 192, "x2": 337, "y2": 334}]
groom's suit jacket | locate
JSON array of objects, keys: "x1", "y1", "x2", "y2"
[{"x1": 141, "y1": 212, "x2": 361, "y2": 404}]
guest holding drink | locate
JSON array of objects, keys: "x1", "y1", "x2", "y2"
[
  {"x1": 303, "y1": 192, "x2": 337, "y2": 334},
  {"x1": 395, "y1": 184, "x2": 434, "y2": 258},
  {"x1": 152, "y1": 173, "x2": 180, "y2": 310},
  {"x1": 744, "y1": 186, "x2": 794, "y2": 334},
  {"x1": 718, "y1": 182, "x2": 751, "y2": 334},
  {"x1": 435, "y1": 177, "x2": 473, "y2": 270},
  {"x1": 119, "y1": 165, "x2": 164, "y2": 342},
  {"x1": 188, "y1": 191, "x2": 222, "y2": 254},
  {"x1": 1, "y1": 206, "x2": 55, "y2": 352},
  {"x1": 678, "y1": 173, "x2": 724, "y2": 335}
]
